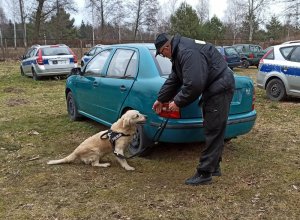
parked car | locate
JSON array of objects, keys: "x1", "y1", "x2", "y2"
[
  {"x1": 81, "y1": 44, "x2": 108, "y2": 67},
  {"x1": 257, "y1": 42, "x2": 300, "y2": 101},
  {"x1": 66, "y1": 43, "x2": 257, "y2": 155},
  {"x1": 233, "y1": 44, "x2": 265, "y2": 68},
  {"x1": 20, "y1": 44, "x2": 78, "y2": 80},
  {"x1": 216, "y1": 46, "x2": 242, "y2": 69}
]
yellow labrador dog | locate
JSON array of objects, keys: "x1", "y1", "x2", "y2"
[{"x1": 47, "y1": 110, "x2": 146, "y2": 171}]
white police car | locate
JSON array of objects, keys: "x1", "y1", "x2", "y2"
[
  {"x1": 20, "y1": 44, "x2": 78, "y2": 80},
  {"x1": 257, "y1": 42, "x2": 300, "y2": 101},
  {"x1": 80, "y1": 44, "x2": 107, "y2": 67}
]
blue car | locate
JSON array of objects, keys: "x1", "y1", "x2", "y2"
[
  {"x1": 80, "y1": 44, "x2": 108, "y2": 67},
  {"x1": 216, "y1": 46, "x2": 242, "y2": 69},
  {"x1": 66, "y1": 43, "x2": 256, "y2": 155}
]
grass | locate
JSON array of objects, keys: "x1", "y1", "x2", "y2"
[{"x1": 0, "y1": 62, "x2": 299, "y2": 219}]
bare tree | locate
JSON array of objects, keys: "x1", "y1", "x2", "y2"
[
  {"x1": 129, "y1": 0, "x2": 159, "y2": 40},
  {"x1": 283, "y1": 0, "x2": 300, "y2": 28},
  {"x1": 0, "y1": 6, "x2": 7, "y2": 58},
  {"x1": 224, "y1": 0, "x2": 245, "y2": 43},
  {"x1": 243, "y1": 0, "x2": 271, "y2": 42},
  {"x1": 196, "y1": 0, "x2": 209, "y2": 24},
  {"x1": 18, "y1": 0, "x2": 27, "y2": 47},
  {"x1": 33, "y1": 0, "x2": 77, "y2": 39},
  {"x1": 86, "y1": 0, "x2": 122, "y2": 39}
]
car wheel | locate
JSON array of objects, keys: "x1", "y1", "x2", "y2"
[
  {"x1": 32, "y1": 69, "x2": 40, "y2": 81},
  {"x1": 266, "y1": 78, "x2": 286, "y2": 101},
  {"x1": 128, "y1": 124, "x2": 154, "y2": 157},
  {"x1": 67, "y1": 92, "x2": 82, "y2": 121},
  {"x1": 20, "y1": 67, "x2": 25, "y2": 76},
  {"x1": 241, "y1": 60, "x2": 250, "y2": 68}
]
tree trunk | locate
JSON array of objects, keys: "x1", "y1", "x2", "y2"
[
  {"x1": 19, "y1": 0, "x2": 27, "y2": 47},
  {"x1": 35, "y1": 0, "x2": 45, "y2": 40}
]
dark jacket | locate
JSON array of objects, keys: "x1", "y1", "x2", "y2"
[{"x1": 157, "y1": 35, "x2": 235, "y2": 107}]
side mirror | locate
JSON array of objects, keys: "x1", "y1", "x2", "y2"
[
  {"x1": 68, "y1": 67, "x2": 82, "y2": 77},
  {"x1": 84, "y1": 52, "x2": 88, "y2": 55}
]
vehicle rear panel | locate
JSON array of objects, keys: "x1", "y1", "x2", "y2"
[{"x1": 179, "y1": 75, "x2": 255, "y2": 119}]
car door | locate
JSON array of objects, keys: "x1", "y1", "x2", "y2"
[
  {"x1": 22, "y1": 48, "x2": 37, "y2": 74},
  {"x1": 285, "y1": 46, "x2": 300, "y2": 93},
  {"x1": 75, "y1": 49, "x2": 112, "y2": 117},
  {"x1": 96, "y1": 48, "x2": 138, "y2": 123}
]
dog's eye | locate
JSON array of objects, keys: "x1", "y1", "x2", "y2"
[{"x1": 136, "y1": 114, "x2": 139, "y2": 118}]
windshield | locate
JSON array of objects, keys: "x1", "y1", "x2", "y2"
[{"x1": 150, "y1": 49, "x2": 172, "y2": 75}]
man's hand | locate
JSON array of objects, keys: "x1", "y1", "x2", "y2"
[
  {"x1": 152, "y1": 100, "x2": 163, "y2": 114},
  {"x1": 169, "y1": 101, "x2": 179, "y2": 111}
]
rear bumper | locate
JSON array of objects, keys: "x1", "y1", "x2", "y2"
[
  {"x1": 147, "y1": 110, "x2": 257, "y2": 143},
  {"x1": 35, "y1": 64, "x2": 77, "y2": 76}
]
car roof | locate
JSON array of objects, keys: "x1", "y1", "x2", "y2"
[
  {"x1": 106, "y1": 43, "x2": 155, "y2": 50},
  {"x1": 281, "y1": 40, "x2": 300, "y2": 45},
  {"x1": 31, "y1": 44, "x2": 68, "y2": 48},
  {"x1": 273, "y1": 42, "x2": 300, "y2": 48}
]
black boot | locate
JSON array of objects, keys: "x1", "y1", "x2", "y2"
[
  {"x1": 212, "y1": 165, "x2": 221, "y2": 176},
  {"x1": 185, "y1": 170, "x2": 212, "y2": 185}
]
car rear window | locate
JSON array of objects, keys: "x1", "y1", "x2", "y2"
[
  {"x1": 150, "y1": 49, "x2": 172, "y2": 75},
  {"x1": 42, "y1": 47, "x2": 71, "y2": 56},
  {"x1": 225, "y1": 47, "x2": 239, "y2": 56}
]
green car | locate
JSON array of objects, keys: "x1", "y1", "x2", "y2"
[
  {"x1": 66, "y1": 43, "x2": 257, "y2": 155},
  {"x1": 233, "y1": 44, "x2": 265, "y2": 68}
]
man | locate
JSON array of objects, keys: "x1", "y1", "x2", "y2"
[{"x1": 152, "y1": 33, "x2": 235, "y2": 185}]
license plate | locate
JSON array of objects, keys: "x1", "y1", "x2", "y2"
[{"x1": 52, "y1": 60, "x2": 58, "y2": 64}]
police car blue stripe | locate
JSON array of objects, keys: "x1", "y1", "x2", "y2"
[{"x1": 260, "y1": 64, "x2": 300, "y2": 77}]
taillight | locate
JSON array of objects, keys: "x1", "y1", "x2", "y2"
[
  {"x1": 158, "y1": 103, "x2": 180, "y2": 119},
  {"x1": 68, "y1": 48, "x2": 78, "y2": 64},
  {"x1": 252, "y1": 87, "x2": 255, "y2": 110},
  {"x1": 36, "y1": 49, "x2": 43, "y2": 65},
  {"x1": 260, "y1": 49, "x2": 273, "y2": 64},
  {"x1": 249, "y1": 53, "x2": 254, "y2": 59}
]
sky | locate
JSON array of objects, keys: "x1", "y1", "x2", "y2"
[{"x1": 71, "y1": 0, "x2": 228, "y2": 26}]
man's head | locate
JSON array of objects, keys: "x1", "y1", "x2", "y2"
[{"x1": 155, "y1": 33, "x2": 172, "y2": 58}]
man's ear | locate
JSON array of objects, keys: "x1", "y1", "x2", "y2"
[{"x1": 122, "y1": 117, "x2": 131, "y2": 128}]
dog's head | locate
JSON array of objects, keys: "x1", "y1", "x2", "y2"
[{"x1": 121, "y1": 110, "x2": 147, "y2": 128}]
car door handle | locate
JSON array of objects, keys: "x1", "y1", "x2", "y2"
[
  {"x1": 93, "y1": 82, "x2": 99, "y2": 87},
  {"x1": 120, "y1": 85, "x2": 127, "y2": 91}
]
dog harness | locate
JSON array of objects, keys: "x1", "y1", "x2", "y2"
[{"x1": 100, "y1": 129, "x2": 130, "y2": 159}]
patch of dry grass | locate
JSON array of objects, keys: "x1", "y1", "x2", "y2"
[{"x1": 0, "y1": 63, "x2": 299, "y2": 219}]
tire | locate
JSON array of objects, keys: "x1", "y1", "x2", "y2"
[
  {"x1": 32, "y1": 69, "x2": 40, "y2": 81},
  {"x1": 266, "y1": 78, "x2": 286, "y2": 101},
  {"x1": 67, "y1": 92, "x2": 82, "y2": 121},
  {"x1": 128, "y1": 124, "x2": 154, "y2": 157},
  {"x1": 20, "y1": 67, "x2": 25, "y2": 76},
  {"x1": 241, "y1": 59, "x2": 250, "y2": 69}
]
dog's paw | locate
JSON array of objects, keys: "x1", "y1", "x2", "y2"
[
  {"x1": 125, "y1": 166, "x2": 135, "y2": 171},
  {"x1": 101, "y1": 163, "x2": 111, "y2": 167}
]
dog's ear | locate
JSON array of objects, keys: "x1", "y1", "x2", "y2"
[{"x1": 122, "y1": 117, "x2": 131, "y2": 128}]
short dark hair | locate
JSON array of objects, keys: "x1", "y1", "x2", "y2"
[{"x1": 155, "y1": 33, "x2": 171, "y2": 56}]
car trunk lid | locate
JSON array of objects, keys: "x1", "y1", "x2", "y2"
[{"x1": 179, "y1": 75, "x2": 255, "y2": 119}]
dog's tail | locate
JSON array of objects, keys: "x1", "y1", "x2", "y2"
[{"x1": 47, "y1": 152, "x2": 77, "y2": 165}]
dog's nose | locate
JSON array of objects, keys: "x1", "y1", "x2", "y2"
[{"x1": 143, "y1": 115, "x2": 148, "y2": 120}]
